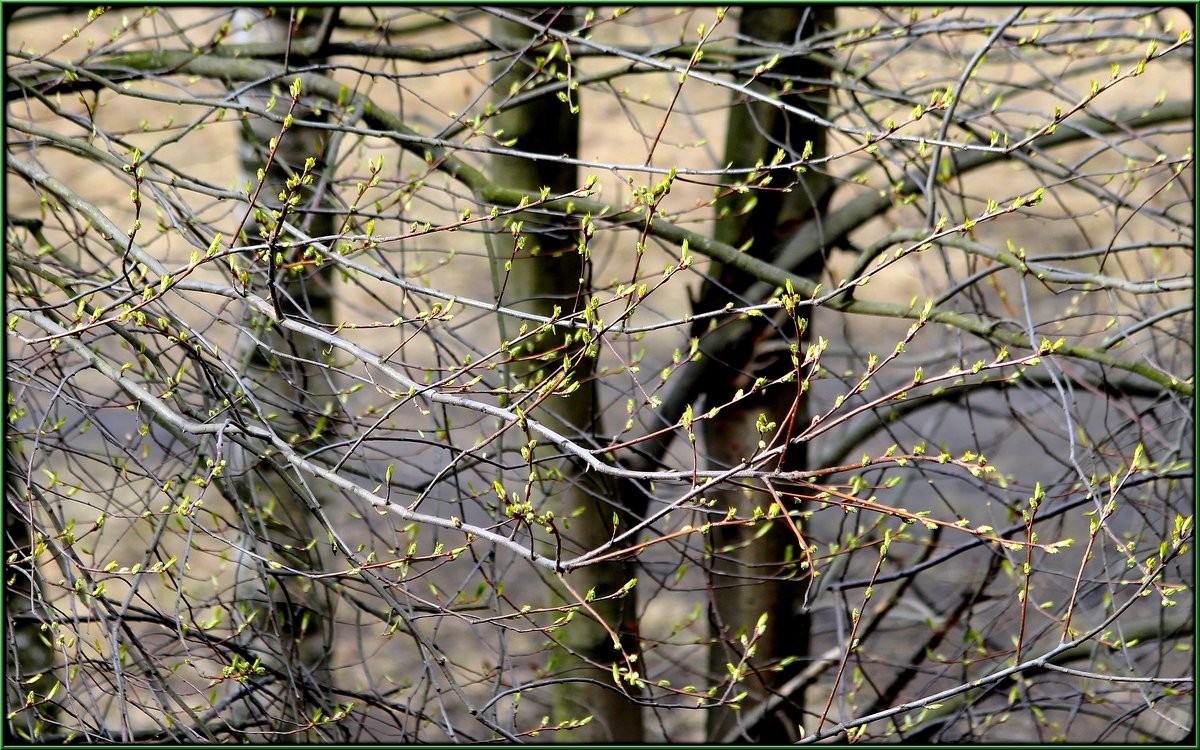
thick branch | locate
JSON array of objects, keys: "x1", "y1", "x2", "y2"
[{"x1": 10, "y1": 52, "x2": 1192, "y2": 400}]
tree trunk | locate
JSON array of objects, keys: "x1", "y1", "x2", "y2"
[
  {"x1": 700, "y1": 7, "x2": 833, "y2": 742},
  {"x1": 4, "y1": 448, "x2": 59, "y2": 741},
  {"x1": 222, "y1": 8, "x2": 345, "y2": 741},
  {"x1": 490, "y1": 10, "x2": 644, "y2": 742}
]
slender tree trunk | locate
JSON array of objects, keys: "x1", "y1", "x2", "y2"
[
  {"x1": 699, "y1": 7, "x2": 833, "y2": 742},
  {"x1": 4, "y1": 449, "x2": 59, "y2": 741},
  {"x1": 490, "y1": 10, "x2": 644, "y2": 742},
  {"x1": 223, "y1": 9, "x2": 345, "y2": 741}
]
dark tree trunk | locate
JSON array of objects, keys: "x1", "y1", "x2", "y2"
[
  {"x1": 4, "y1": 449, "x2": 60, "y2": 741},
  {"x1": 223, "y1": 8, "x2": 346, "y2": 741},
  {"x1": 699, "y1": 7, "x2": 834, "y2": 742},
  {"x1": 490, "y1": 9, "x2": 645, "y2": 742}
]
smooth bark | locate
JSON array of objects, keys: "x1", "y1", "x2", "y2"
[
  {"x1": 699, "y1": 7, "x2": 834, "y2": 742},
  {"x1": 490, "y1": 10, "x2": 645, "y2": 742},
  {"x1": 222, "y1": 9, "x2": 344, "y2": 741}
]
